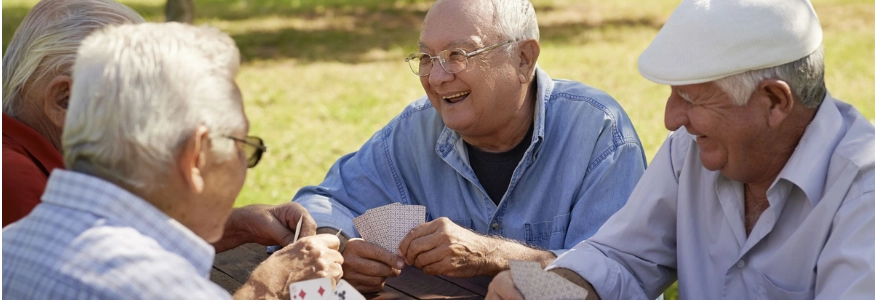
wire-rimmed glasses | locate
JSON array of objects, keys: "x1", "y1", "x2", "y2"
[{"x1": 405, "y1": 40, "x2": 515, "y2": 77}]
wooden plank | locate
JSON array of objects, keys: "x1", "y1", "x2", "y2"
[
  {"x1": 385, "y1": 266, "x2": 484, "y2": 299},
  {"x1": 210, "y1": 267, "x2": 243, "y2": 293},
  {"x1": 436, "y1": 275, "x2": 491, "y2": 297},
  {"x1": 364, "y1": 285, "x2": 417, "y2": 300},
  {"x1": 213, "y1": 243, "x2": 270, "y2": 285}
]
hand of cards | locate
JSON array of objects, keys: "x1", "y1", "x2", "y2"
[
  {"x1": 289, "y1": 278, "x2": 364, "y2": 300},
  {"x1": 510, "y1": 260, "x2": 589, "y2": 299},
  {"x1": 353, "y1": 203, "x2": 426, "y2": 254}
]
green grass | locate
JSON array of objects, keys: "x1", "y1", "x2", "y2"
[{"x1": 4, "y1": 0, "x2": 874, "y2": 298}]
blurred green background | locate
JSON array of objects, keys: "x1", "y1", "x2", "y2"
[{"x1": 4, "y1": 0, "x2": 873, "y2": 298}]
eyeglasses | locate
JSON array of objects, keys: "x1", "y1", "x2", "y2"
[
  {"x1": 223, "y1": 135, "x2": 266, "y2": 168},
  {"x1": 405, "y1": 40, "x2": 515, "y2": 77}
]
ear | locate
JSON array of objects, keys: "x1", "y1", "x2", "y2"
[
  {"x1": 516, "y1": 39, "x2": 540, "y2": 84},
  {"x1": 43, "y1": 75, "x2": 72, "y2": 129},
  {"x1": 178, "y1": 125, "x2": 210, "y2": 194},
  {"x1": 754, "y1": 79, "x2": 794, "y2": 128}
]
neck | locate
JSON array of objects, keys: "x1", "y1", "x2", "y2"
[
  {"x1": 462, "y1": 82, "x2": 537, "y2": 153},
  {"x1": 16, "y1": 107, "x2": 62, "y2": 152}
]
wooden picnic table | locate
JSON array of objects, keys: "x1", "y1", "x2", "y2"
[{"x1": 211, "y1": 243, "x2": 493, "y2": 299}]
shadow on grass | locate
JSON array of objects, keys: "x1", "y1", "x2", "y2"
[{"x1": 2, "y1": 0, "x2": 664, "y2": 64}]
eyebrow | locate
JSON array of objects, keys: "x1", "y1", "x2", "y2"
[
  {"x1": 418, "y1": 40, "x2": 480, "y2": 52},
  {"x1": 676, "y1": 89, "x2": 694, "y2": 103}
]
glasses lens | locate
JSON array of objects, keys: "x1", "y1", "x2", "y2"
[
  {"x1": 407, "y1": 53, "x2": 431, "y2": 76},
  {"x1": 244, "y1": 136, "x2": 265, "y2": 168},
  {"x1": 440, "y1": 49, "x2": 468, "y2": 73}
]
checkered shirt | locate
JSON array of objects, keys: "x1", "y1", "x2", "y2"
[{"x1": 2, "y1": 170, "x2": 231, "y2": 299}]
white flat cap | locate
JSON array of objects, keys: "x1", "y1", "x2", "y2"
[{"x1": 638, "y1": 0, "x2": 822, "y2": 85}]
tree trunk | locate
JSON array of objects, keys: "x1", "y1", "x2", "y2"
[{"x1": 165, "y1": 0, "x2": 195, "y2": 24}]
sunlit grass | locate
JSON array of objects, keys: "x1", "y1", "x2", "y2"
[{"x1": 3, "y1": 1, "x2": 873, "y2": 298}]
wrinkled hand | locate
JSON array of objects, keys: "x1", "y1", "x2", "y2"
[
  {"x1": 398, "y1": 217, "x2": 496, "y2": 277},
  {"x1": 341, "y1": 238, "x2": 404, "y2": 292},
  {"x1": 486, "y1": 270, "x2": 524, "y2": 300},
  {"x1": 224, "y1": 203, "x2": 317, "y2": 251},
  {"x1": 239, "y1": 234, "x2": 343, "y2": 299}
]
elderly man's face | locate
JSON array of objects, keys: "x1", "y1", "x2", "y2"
[
  {"x1": 664, "y1": 83, "x2": 770, "y2": 181},
  {"x1": 418, "y1": 0, "x2": 524, "y2": 139}
]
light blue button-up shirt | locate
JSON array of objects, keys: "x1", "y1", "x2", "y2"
[
  {"x1": 548, "y1": 95, "x2": 875, "y2": 299},
  {"x1": 294, "y1": 68, "x2": 646, "y2": 255},
  {"x1": 2, "y1": 170, "x2": 230, "y2": 299}
]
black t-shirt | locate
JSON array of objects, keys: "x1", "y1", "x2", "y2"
[{"x1": 465, "y1": 124, "x2": 534, "y2": 205}]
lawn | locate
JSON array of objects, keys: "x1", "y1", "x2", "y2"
[{"x1": 4, "y1": 0, "x2": 873, "y2": 298}]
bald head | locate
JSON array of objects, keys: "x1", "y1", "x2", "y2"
[{"x1": 422, "y1": 0, "x2": 539, "y2": 53}]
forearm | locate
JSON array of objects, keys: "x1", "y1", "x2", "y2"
[
  {"x1": 482, "y1": 236, "x2": 557, "y2": 276},
  {"x1": 213, "y1": 207, "x2": 253, "y2": 253},
  {"x1": 549, "y1": 268, "x2": 601, "y2": 300}
]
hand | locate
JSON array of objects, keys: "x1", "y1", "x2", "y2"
[
  {"x1": 237, "y1": 234, "x2": 343, "y2": 299},
  {"x1": 398, "y1": 217, "x2": 497, "y2": 277},
  {"x1": 341, "y1": 238, "x2": 404, "y2": 292},
  {"x1": 215, "y1": 203, "x2": 317, "y2": 252},
  {"x1": 486, "y1": 270, "x2": 524, "y2": 300}
]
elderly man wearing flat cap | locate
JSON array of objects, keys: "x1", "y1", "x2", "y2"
[{"x1": 487, "y1": 0, "x2": 875, "y2": 299}]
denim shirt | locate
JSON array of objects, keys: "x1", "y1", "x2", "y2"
[{"x1": 294, "y1": 68, "x2": 646, "y2": 255}]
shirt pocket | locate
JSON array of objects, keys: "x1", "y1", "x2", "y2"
[
  {"x1": 447, "y1": 217, "x2": 473, "y2": 230},
  {"x1": 524, "y1": 213, "x2": 570, "y2": 249},
  {"x1": 755, "y1": 270, "x2": 814, "y2": 300}
]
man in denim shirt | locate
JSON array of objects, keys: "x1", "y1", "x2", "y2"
[{"x1": 294, "y1": 0, "x2": 646, "y2": 292}]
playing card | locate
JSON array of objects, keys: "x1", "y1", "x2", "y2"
[
  {"x1": 353, "y1": 203, "x2": 426, "y2": 253},
  {"x1": 289, "y1": 278, "x2": 332, "y2": 300},
  {"x1": 331, "y1": 279, "x2": 366, "y2": 300},
  {"x1": 509, "y1": 260, "x2": 589, "y2": 299}
]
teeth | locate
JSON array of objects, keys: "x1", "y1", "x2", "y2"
[{"x1": 442, "y1": 91, "x2": 470, "y2": 100}]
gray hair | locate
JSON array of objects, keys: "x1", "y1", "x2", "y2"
[
  {"x1": 2, "y1": 0, "x2": 144, "y2": 117},
  {"x1": 489, "y1": 0, "x2": 539, "y2": 54},
  {"x1": 63, "y1": 23, "x2": 244, "y2": 191},
  {"x1": 714, "y1": 46, "x2": 826, "y2": 109}
]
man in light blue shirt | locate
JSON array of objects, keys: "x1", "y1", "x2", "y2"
[
  {"x1": 293, "y1": 0, "x2": 646, "y2": 292},
  {"x1": 2, "y1": 23, "x2": 344, "y2": 299},
  {"x1": 488, "y1": 0, "x2": 875, "y2": 299}
]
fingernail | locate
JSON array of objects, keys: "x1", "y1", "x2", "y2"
[{"x1": 396, "y1": 260, "x2": 405, "y2": 269}]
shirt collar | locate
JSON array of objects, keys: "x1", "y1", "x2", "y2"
[
  {"x1": 2, "y1": 113, "x2": 64, "y2": 172},
  {"x1": 436, "y1": 66, "x2": 553, "y2": 157},
  {"x1": 41, "y1": 169, "x2": 216, "y2": 277},
  {"x1": 774, "y1": 93, "x2": 844, "y2": 206}
]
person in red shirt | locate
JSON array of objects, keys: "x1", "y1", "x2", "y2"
[{"x1": 1, "y1": 0, "x2": 144, "y2": 227}]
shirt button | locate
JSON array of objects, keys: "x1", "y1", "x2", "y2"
[
  {"x1": 736, "y1": 260, "x2": 746, "y2": 268},
  {"x1": 491, "y1": 223, "x2": 500, "y2": 230}
]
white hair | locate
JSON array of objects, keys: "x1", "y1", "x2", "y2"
[
  {"x1": 2, "y1": 0, "x2": 144, "y2": 117},
  {"x1": 63, "y1": 23, "x2": 244, "y2": 191},
  {"x1": 714, "y1": 46, "x2": 826, "y2": 109},
  {"x1": 489, "y1": 0, "x2": 539, "y2": 54}
]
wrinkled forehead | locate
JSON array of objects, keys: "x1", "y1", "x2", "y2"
[{"x1": 419, "y1": 0, "x2": 500, "y2": 51}]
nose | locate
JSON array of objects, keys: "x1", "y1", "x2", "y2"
[
  {"x1": 427, "y1": 59, "x2": 454, "y2": 87},
  {"x1": 664, "y1": 87, "x2": 691, "y2": 131}
]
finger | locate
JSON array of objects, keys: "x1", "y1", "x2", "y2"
[
  {"x1": 487, "y1": 271, "x2": 524, "y2": 300},
  {"x1": 398, "y1": 219, "x2": 440, "y2": 258},
  {"x1": 299, "y1": 234, "x2": 341, "y2": 251},
  {"x1": 420, "y1": 256, "x2": 458, "y2": 275},
  {"x1": 348, "y1": 239, "x2": 404, "y2": 270},
  {"x1": 404, "y1": 231, "x2": 446, "y2": 266},
  {"x1": 342, "y1": 271, "x2": 387, "y2": 293}
]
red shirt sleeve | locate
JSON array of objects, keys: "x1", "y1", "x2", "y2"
[{"x1": 3, "y1": 147, "x2": 49, "y2": 227}]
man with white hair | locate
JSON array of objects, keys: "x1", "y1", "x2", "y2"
[
  {"x1": 487, "y1": 0, "x2": 875, "y2": 299},
  {"x1": 2, "y1": 23, "x2": 344, "y2": 299},
  {"x1": 2, "y1": 0, "x2": 321, "y2": 255},
  {"x1": 293, "y1": 0, "x2": 646, "y2": 292},
  {"x1": 1, "y1": 0, "x2": 143, "y2": 226}
]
